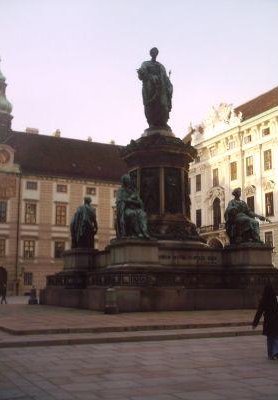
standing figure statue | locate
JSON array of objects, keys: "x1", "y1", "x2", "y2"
[
  {"x1": 137, "y1": 47, "x2": 173, "y2": 130},
  {"x1": 224, "y1": 187, "x2": 270, "y2": 244},
  {"x1": 70, "y1": 196, "x2": 98, "y2": 248},
  {"x1": 116, "y1": 174, "x2": 150, "y2": 239}
]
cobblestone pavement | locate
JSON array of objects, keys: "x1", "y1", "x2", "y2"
[{"x1": 0, "y1": 336, "x2": 278, "y2": 400}]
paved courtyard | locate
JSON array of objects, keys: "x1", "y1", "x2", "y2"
[
  {"x1": 0, "y1": 335, "x2": 278, "y2": 400},
  {"x1": 0, "y1": 302, "x2": 277, "y2": 399}
]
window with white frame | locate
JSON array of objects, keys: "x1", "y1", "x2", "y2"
[
  {"x1": 54, "y1": 241, "x2": 66, "y2": 258},
  {"x1": 24, "y1": 272, "x2": 33, "y2": 286},
  {"x1": 55, "y1": 203, "x2": 67, "y2": 226},
  {"x1": 23, "y1": 240, "x2": 36, "y2": 259},
  {"x1": 246, "y1": 156, "x2": 253, "y2": 176},
  {"x1": 26, "y1": 181, "x2": 38, "y2": 190},
  {"x1": 0, "y1": 201, "x2": 7, "y2": 223},
  {"x1": 57, "y1": 184, "x2": 67, "y2": 193},
  {"x1": 25, "y1": 202, "x2": 37, "y2": 224},
  {"x1": 86, "y1": 187, "x2": 96, "y2": 196},
  {"x1": 264, "y1": 150, "x2": 272, "y2": 170},
  {"x1": 0, "y1": 238, "x2": 5, "y2": 257}
]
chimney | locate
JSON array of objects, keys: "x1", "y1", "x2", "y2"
[{"x1": 26, "y1": 127, "x2": 39, "y2": 134}]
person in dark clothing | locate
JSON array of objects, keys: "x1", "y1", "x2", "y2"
[
  {"x1": 0, "y1": 283, "x2": 7, "y2": 304},
  {"x1": 252, "y1": 282, "x2": 278, "y2": 360}
]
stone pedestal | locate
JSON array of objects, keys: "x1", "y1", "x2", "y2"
[
  {"x1": 120, "y1": 133, "x2": 201, "y2": 241},
  {"x1": 41, "y1": 239, "x2": 278, "y2": 312},
  {"x1": 63, "y1": 248, "x2": 98, "y2": 271},
  {"x1": 223, "y1": 243, "x2": 273, "y2": 268}
]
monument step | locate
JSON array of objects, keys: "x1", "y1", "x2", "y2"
[
  {"x1": 1, "y1": 320, "x2": 258, "y2": 336},
  {"x1": 0, "y1": 325, "x2": 262, "y2": 349}
]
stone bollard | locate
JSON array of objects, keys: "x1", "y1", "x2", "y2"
[
  {"x1": 104, "y1": 287, "x2": 119, "y2": 314},
  {"x1": 28, "y1": 286, "x2": 38, "y2": 305}
]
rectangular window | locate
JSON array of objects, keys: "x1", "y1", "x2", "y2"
[
  {"x1": 188, "y1": 178, "x2": 191, "y2": 195},
  {"x1": 212, "y1": 168, "x2": 219, "y2": 187},
  {"x1": 23, "y1": 240, "x2": 35, "y2": 259},
  {"x1": 55, "y1": 203, "x2": 67, "y2": 226},
  {"x1": 196, "y1": 174, "x2": 201, "y2": 192},
  {"x1": 247, "y1": 196, "x2": 255, "y2": 212},
  {"x1": 265, "y1": 192, "x2": 274, "y2": 217},
  {"x1": 54, "y1": 241, "x2": 65, "y2": 258},
  {"x1": 230, "y1": 162, "x2": 237, "y2": 181},
  {"x1": 113, "y1": 189, "x2": 118, "y2": 198},
  {"x1": 25, "y1": 202, "x2": 37, "y2": 224},
  {"x1": 246, "y1": 156, "x2": 253, "y2": 176},
  {"x1": 86, "y1": 187, "x2": 96, "y2": 196},
  {"x1": 262, "y1": 127, "x2": 270, "y2": 136},
  {"x1": 265, "y1": 231, "x2": 273, "y2": 247},
  {"x1": 57, "y1": 184, "x2": 67, "y2": 193},
  {"x1": 24, "y1": 272, "x2": 33, "y2": 286},
  {"x1": 264, "y1": 150, "x2": 272, "y2": 170},
  {"x1": 244, "y1": 135, "x2": 252, "y2": 144},
  {"x1": 195, "y1": 155, "x2": 200, "y2": 163},
  {"x1": 26, "y1": 181, "x2": 38, "y2": 190},
  {"x1": 228, "y1": 141, "x2": 236, "y2": 150},
  {"x1": 0, "y1": 201, "x2": 7, "y2": 223},
  {"x1": 0, "y1": 239, "x2": 5, "y2": 257},
  {"x1": 196, "y1": 209, "x2": 202, "y2": 228}
]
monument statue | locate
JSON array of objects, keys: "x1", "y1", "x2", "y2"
[
  {"x1": 70, "y1": 196, "x2": 98, "y2": 248},
  {"x1": 137, "y1": 47, "x2": 173, "y2": 130},
  {"x1": 224, "y1": 187, "x2": 270, "y2": 245},
  {"x1": 116, "y1": 174, "x2": 150, "y2": 239}
]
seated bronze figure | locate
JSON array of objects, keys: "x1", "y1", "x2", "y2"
[{"x1": 224, "y1": 187, "x2": 270, "y2": 245}]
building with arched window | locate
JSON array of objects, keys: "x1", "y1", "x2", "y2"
[{"x1": 188, "y1": 86, "x2": 278, "y2": 263}]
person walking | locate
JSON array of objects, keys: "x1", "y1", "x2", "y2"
[
  {"x1": 252, "y1": 282, "x2": 278, "y2": 360},
  {"x1": 0, "y1": 283, "x2": 7, "y2": 304}
]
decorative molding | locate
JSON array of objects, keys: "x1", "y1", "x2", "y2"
[
  {"x1": 244, "y1": 185, "x2": 256, "y2": 196},
  {"x1": 262, "y1": 179, "x2": 275, "y2": 192},
  {"x1": 207, "y1": 186, "x2": 225, "y2": 205}
]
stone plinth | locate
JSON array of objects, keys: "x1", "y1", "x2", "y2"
[
  {"x1": 107, "y1": 239, "x2": 160, "y2": 266},
  {"x1": 63, "y1": 248, "x2": 98, "y2": 271},
  {"x1": 223, "y1": 243, "x2": 273, "y2": 268}
]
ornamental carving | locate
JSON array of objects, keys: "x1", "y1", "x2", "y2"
[
  {"x1": 207, "y1": 186, "x2": 225, "y2": 205},
  {"x1": 262, "y1": 179, "x2": 275, "y2": 192},
  {"x1": 202, "y1": 103, "x2": 242, "y2": 130},
  {"x1": 244, "y1": 185, "x2": 256, "y2": 196}
]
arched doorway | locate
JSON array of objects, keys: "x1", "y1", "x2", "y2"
[{"x1": 213, "y1": 197, "x2": 221, "y2": 230}]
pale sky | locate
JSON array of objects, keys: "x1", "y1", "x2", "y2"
[{"x1": 1, "y1": 0, "x2": 277, "y2": 145}]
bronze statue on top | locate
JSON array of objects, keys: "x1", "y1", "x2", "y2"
[
  {"x1": 70, "y1": 196, "x2": 98, "y2": 248},
  {"x1": 224, "y1": 187, "x2": 270, "y2": 245},
  {"x1": 137, "y1": 47, "x2": 173, "y2": 130},
  {"x1": 116, "y1": 174, "x2": 150, "y2": 239}
]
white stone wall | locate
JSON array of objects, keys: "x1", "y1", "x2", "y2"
[{"x1": 189, "y1": 104, "x2": 278, "y2": 266}]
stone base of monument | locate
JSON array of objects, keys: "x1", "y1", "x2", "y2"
[
  {"x1": 41, "y1": 239, "x2": 278, "y2": 312},
  {"x1": 63, "y1": 248, "x2": 98, "y2": 271}
]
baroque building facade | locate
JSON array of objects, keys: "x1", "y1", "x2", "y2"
[
  {"x1": 189, "y1": 86, "x2": 278, "y2": 265},
  {"x1": 0, "y1": 62, "x2": 126, "y2": 294}
]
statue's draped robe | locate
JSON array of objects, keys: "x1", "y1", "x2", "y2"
[
  {"x1": 224, "y1": 199, "x2": 261, "y2": 243},
  {"x1": 116, "y1": 187, "x2": 149, "y2": 238},
  {"x1": 71, "y1": 204, "x2": 97, "y2": 248},
  {"x1": 138, "y1": 60, "x2": 173, "y2": 128}
]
